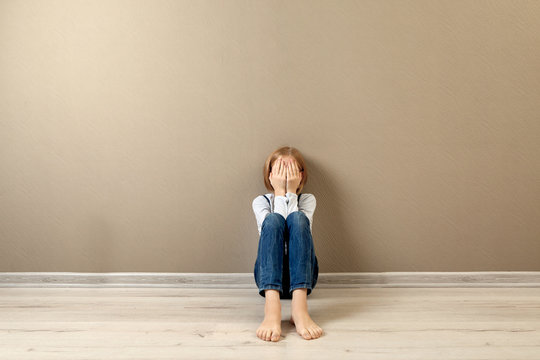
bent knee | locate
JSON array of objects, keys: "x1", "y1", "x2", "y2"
[
  {"x1": 286, "y1": 210, "x2": 309, "y2": 226},
  {"x1": 262, "y1": 212, "x2": 286, "y2": 229}
]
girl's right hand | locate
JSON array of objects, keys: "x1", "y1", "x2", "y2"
[{"x1": 269, "y1": 158, "x2": 287, "y2": 194}]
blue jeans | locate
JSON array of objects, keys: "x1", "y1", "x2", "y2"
[{"x1": 253, "y1": 211, "x2": 319, "y2": 299}]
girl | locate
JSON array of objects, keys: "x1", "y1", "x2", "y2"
[{"x1": 252, "y1": 146, "x2": 323, "y2": 341}]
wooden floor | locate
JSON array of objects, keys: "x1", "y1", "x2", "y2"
[{"x1": 1, "y1": 287, "x2": 539, "y2": 359}]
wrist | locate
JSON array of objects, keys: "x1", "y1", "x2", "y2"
[{"x1": 275, "y1": 190, "x2": 286, "y2": 197}]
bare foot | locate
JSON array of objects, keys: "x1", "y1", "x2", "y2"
[
  {"x1": 289, "y1": 312, "x2": 323, "y2": 340},
  {"x1": 256, "y1": 289, "x2": 282, "y2": 342},
  {"x1": 290, "y1": 288, "x2": 323, "y2": 340}
]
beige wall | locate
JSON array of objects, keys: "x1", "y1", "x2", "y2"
[{"x1": 1, "y1": 0, "x2": 539, "y2": 272}]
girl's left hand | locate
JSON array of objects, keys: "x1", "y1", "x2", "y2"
[{"x1": 286, "y1": 159, "x2": 302, "y2": 194}]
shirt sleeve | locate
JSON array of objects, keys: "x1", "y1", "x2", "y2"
[
  {"x1": 285, "y1": 192, "x2": 299, "y2": 215},
  {"x1": 273, "y1": 195, "x2": 288, "y2": 221},
  {"x1": 252, "y1": 196, "x2": 271, "y2": 235}
]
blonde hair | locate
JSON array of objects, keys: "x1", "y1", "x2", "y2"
[{"x1": 262, "y1": 146, "x2": 308, "y2": 194}]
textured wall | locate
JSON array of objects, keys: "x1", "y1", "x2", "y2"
[{"x1": 1, "y1": 0, "x2": 539, "y2": 272}]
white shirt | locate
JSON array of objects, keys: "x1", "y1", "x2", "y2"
[{"x1": 252, "y1": 192, "x2": 316, "y2": 236}]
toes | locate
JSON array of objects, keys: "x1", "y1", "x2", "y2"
[
  {"x1": 301, "y1": 329, "x2": 312, "y2": 339},
  {"x1": 257, "y1": 326, "x2": 282, "y2": 341},
  {"x1": 307, "y1": 327, "x2": 318, "y2": 339}
]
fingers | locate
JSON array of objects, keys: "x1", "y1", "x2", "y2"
[
  {"x1": 281, "y1": 158, "x2": 287, "y2": 176},
  {"x1": 273, "y1": 158, "x2": 279, "y2": 176},
  {"x1": 275, "y1": 158, "x2": 302, "y2": 178},
  {"x1": 287, "y1": 160, "x2": 294, "y2": 177},
  {"x1": 288, "y1": 159, "x2": 296, "y2": 177},
  {"x1": 281, "y1": 159, "x2": 297, "y2": 176}
]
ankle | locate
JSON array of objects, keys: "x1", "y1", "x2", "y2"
[
  {"x1": 265, "y1": 297, "x2": 281, "y2": 307},
  {"x1": 291, "y1": 299, "x2": 308, "y2": 312},
  {"x1": 265, "y1": 297, "x2": 281, "y2": 308},
  {"x1": 291, "y1": 305, "x2": 308, "y2": 313},
  {"x1": 264, "y1": 302, "x2": 281, "y2": 318},
  {"x1": 291, "y1": 296, "x2": 307, "y2": 306}
]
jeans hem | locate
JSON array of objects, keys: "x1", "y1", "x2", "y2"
[
  {"x1": 289, "y1": 283, "x2": 314, "y2": 295},
  {"x1": 258, "y1": 285, "x2": 283, "y2": 297}
]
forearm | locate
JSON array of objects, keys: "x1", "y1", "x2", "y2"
[
  {"x1": 273, "y1": 191, "x2": 288, "y2": 219},
  {"x1": 286, "y1": 192, "x2": 299, "y2": 214}
]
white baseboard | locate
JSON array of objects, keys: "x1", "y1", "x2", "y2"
[{"x1": 0, "y1": 272, "x2": 539, "y2": 288}]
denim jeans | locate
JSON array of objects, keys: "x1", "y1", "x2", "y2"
[{"x1": 253, "y1": 210, "x2": 319, "y2": 299}]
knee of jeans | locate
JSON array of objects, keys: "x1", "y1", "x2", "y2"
[
  {"x1": 286, "y1": 210, "x2": 310, "y2": 227},
  {"x1": 262, "y1": 212, "x2": 286, "y2": 230}
]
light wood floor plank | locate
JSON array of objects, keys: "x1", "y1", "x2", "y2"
[{"x1": 0, "y1": 287, "x2": 539, "y2": 359}]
